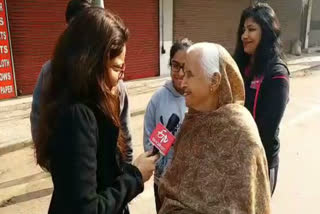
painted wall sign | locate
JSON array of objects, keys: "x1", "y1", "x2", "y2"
[{"x1": 0, "y1": 0, "x2": 16, "y2": 99}]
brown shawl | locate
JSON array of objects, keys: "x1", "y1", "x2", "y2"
[{"x1": 158, "y1": 44, "x2": 271, "y2": 214}]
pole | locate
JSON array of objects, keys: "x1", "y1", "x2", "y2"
[
  {"x1": 94, "y1": 0, "x2": 104, "y2": 8},
  {"x1": 304, "y1": 0, "x2": 313, "y2": 49}
]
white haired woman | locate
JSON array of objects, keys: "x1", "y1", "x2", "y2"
[{"x1": 158, "y1": 43, "x2": 271, "y2": 214}]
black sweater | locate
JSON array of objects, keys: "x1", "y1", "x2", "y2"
[
  {"x1": 243, "y1": 59, "x2": 289, "y2": 168},
  {"x1": 47, "y1": 103, "x2": 143, "y2": 214}
]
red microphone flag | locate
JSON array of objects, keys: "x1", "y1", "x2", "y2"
[{"x1": 149, "y1": 123, "x2": 176, "y2": 156}]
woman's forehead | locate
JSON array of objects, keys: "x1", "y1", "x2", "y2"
[
  {"x1": 172, "y1": 50, "x2": 187, "y2": 62},
  {"x1": 185, "y1": 52, "x2": 204, "y2": 74},
  {"x1": 186, "y1": 49, "x2": 202, "y2": 62},
  {"x1": 244, "y1": 17, "x2": 259, "y2": 26}
]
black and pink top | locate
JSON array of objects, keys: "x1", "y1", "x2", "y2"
[{"x1": 243, "y1": 58, "x2": 290, "y2": 168}]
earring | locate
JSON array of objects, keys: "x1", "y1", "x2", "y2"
[{"x1": 210, "y1": 87, "x2": 213, "y2": 92}]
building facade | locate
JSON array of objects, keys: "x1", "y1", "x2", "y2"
[
  {"x1": 1, "y1": 0, "x2": 318, "y2": 99},
  {"x1": 4, "y1": 0, "x2": 162, "y2": 97}
]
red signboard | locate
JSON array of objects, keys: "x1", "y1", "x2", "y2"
[{"x1": 0, "y1": 0, "x2": 16, "y2": 99}]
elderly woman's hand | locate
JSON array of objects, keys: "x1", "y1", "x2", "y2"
[{"x1": 133, "y1": 151, "x2": 160, "y2": 182}]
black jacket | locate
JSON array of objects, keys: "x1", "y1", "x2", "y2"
[
  {"x1": 243, "y1": 58, "x2": 290, "y2": 168},
  {"x1": 48, "y1": 103, "x2": 143, "y2": 214}
]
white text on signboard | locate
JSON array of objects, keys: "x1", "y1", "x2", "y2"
[
  {"x1": 0, "y1": 45, "x2": 8, "y2": 54},
  {"x1": 0, "y1": 0, "x2": 16, "y2": 99},
  {"x1": 0, "y1": 72, "x2": 11, "y2": 81},
  {"x1": 0, "y1": 59, "x2": 10, "y2": 68},
  {"x1": 0, "y1": 31, "x2": 6, "y2": 40},
  {"x1": 1, "y1": 85, "x2": 13, "y2": 94}
]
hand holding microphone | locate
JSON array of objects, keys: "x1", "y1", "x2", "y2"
[
  {"x1": 134, "y1": 113, "x2": 180, "y2": 183},
  {"x1": 133, "y1": 151, "x2": 159, "y2": 182}
]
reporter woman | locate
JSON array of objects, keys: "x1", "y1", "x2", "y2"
[{"x1": 35, "y1": 7, "x2": 158, "y2": 214}]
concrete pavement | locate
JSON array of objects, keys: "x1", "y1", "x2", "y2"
[
  {"x1": 1, "y1": 51, "x2": 320, "y2": 155},
  {"x1": 287, "y1": 52, "x2": 320, "y2": 76},
  {"x1": 0, "y1": 53, "x2": 320, "y2": 213},
  {"x1": 272, "y1": 69, "x2": 320, "y2": 214},
  {"x1": 0, "y1": 75, "x2": 170, "y2": 155},
  {"x1": 1, "y1": 66, "x2": 320, "y2": 213}
]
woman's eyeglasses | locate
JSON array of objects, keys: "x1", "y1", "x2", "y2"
[
  {"x1": 171, "y1": 60, "x2": 185, "y2": 74},
  {"x1": 112, "y1": 64, "x2": 126, "y2": 79}
]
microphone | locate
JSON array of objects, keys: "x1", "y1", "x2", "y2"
[
  {"x1": 166, "y1": 114, "x2": 180, "y2": 135},
  {"x1": 150, "y1": 113, "x2": 180, "y2": 156}
]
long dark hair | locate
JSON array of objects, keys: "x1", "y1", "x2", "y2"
[
  {"x1": 36, "y1": 7, "x2": 129, "y2": 170},
  {"x1": 65, "y1": 0, "x2": 93, "y2": 23},
  {"x1": 234, "y1": 3, "x2": 284, "y2": 78}
]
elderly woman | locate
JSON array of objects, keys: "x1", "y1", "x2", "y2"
[{"x1": 158, "y1": 43, "x2": 271, "y2": 214}]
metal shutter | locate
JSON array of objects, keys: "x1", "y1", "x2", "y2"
[
  {"x1": 174, "y1": 0, "x2": 249, "y2": 53},
  {"x1": 106, "y1": 0, "x2": 159, "y2": 80},
  {"x1": 268, "y1": 0, "x2": 303, "y2": 51},
  {"x1": 7, "y1": 0, "x2": 69, "y2": 95}
]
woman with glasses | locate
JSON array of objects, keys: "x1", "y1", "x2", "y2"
[
  {"x1": 143, "y1": 38, "x2": 192, "y2": 213},
  {"x1": 35, "y1": 8, "x2": 159, "y2": 214}
]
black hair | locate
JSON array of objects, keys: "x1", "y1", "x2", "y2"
[
  {"x1": 169, "y1": 38, "x2": 193, "y2": 66},
  {"x1": 65, "y1": 0, "x2": 93, "y2": 24},
  {"x1": 37, "y1": 8, "x2": 129, "y2": 170},
  {"x1": 234, "y1": 3, "x2": 284, "y2": 78}
]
